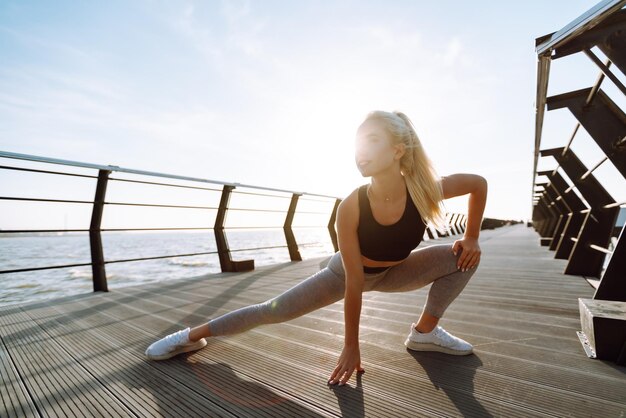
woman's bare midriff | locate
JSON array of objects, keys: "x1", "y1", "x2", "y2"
[{"x1": 361, "y1": 254, "x2": 406, "y2": 269}]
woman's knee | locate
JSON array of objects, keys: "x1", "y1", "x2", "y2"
[
  {"x1": 259, "y1": 298, "x2": 292, "y2": 323},
  {"x1": 452, "y1": 244, "x2": 481, "y2": 272}
]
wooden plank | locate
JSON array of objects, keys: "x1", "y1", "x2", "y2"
[
  {"x1": 225, "y1": 318, "x2": 626, "y2": 416},
  {"x1": 0, "y1": 306, "x2": 133, "y2": 417},
  {"x1": 23, "y1": 298, "x2": 332, "y2": 418},
  {"x1": 0, "y1": 308, "x2": 40, "y2": 418},
  {"x1": 2, "y1": 224, "x2": 624, "y2": 417},
  {"x1": 83, "y1": 225, "x2": 623, "y2": 416},
  {"x1": 54, "y1": 293, "x2": 526, "y2": 417},
  {"x1": 45, "y1": 284, "x2": 544, "y2": 412}
]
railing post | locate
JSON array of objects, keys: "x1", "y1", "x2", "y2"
[
  {"x1": 594, "y1": 226, "x2": 626, "y2": 302},
  {"x1": 328, "y1": 199, "x2": 341, "y2": 253},
  {"x1": 425, "y1": 225, "x2": 436, "y2": 240},
  {"x1": 445, "y1": 213, "x2": 454, "y2": 237},
  {"x1": 214, "y1": 185, "x2": 254, "y2": 272},
  {"x1": 90, "y1": 169, "x2": 110, "y2": 292},
  {"x1": 542, "y1": 180, "x2": 569, "y2": 252},
  {"x1": 459, "y1": 215, "x2": 467, "y2": 234},
  {"x1": 284, "y1": 193, "x2": 302, "y2": 261},
  {"x1": 541, "y1": 147, "x2": 619, "y2": 277},
  {"x1": 452, "y1": 214, "x2": 462, "y2": 235},
  {"x1": 545, "y1": 171, "x2": 587, "y2": 260}
]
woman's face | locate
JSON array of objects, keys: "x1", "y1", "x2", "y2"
[{"x1": 354, "y1": 118, "x2": 402, "y2": 177}]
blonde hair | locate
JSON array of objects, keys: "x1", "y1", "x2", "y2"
[{"x1": 364, "y1": 110, "x2": 446, "y2": 229}]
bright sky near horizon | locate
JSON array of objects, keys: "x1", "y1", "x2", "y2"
[{"x1": 1, "y1": 0, "x2": 625, "y2": 229}]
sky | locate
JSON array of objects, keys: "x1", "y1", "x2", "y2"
[{"x1": 1, "y1": 0, "x2": 625, "y2": 231}]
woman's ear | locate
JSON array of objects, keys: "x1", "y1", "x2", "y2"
[{"x1": 394, "y1": 143, "x2": 406, "y2": 160}]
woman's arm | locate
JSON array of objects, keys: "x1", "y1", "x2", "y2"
[
  {"x1": 328, "y1": 190, "x2": 365, "y2": 386},
  {"x1": 441, "y1": 174, "x2": 488, "y2": 271}
]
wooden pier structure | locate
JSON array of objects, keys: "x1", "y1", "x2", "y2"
[{"x1": 2, "y1": 224, "x2": 625, "y2": 417}]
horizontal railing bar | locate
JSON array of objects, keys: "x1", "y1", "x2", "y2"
[
  {"x1": 224, "y1": 226, "x2": 287, "y2": 230},
  {"x1": 104, "y1": 250, "x2": 219, "y2": 265},
  {"x1": 1, "y1": 196, "x2": 329, "y2": 215},
  {"x1": 101, "y1": 227, "x2": 213, "y2": 232},
  {"x1": 1, "y1": 240, "x2": 340, "y2": 273},
  {"x1": 604, "y1": 201, "x2": 626, "y2": 209},
  {"x1": 225, "y1": 225, "x2": 328, "y2": 230},
  {"x1": 589, "y1": 244, "x2": 612, "y2": 255},
  {"x1": 109, "y1": 177, "x2": 223, "y2": 192},
  {"x1": 299, "y1": 196, "x2": 336, "y2": 203},
  {"x1": 227, "y1": 208, "x2": 327, "y2": 215},
  {"x1": 0, "y1": 150, "x2": 340, "y2": 199},
  {"x1": 231, "y1": 189, "x2": 335, "y2": 202},
  {"x1": 292, "y1": 225, "x2": 331, "y2": 228},
  {"x1": 230, "y1": 245, "x2": 288, "y2": 253},
  {"x1": 0, "y1": 225, "x2": 331, "y2": 234},
  {"x1": 105, "y1": 202, "x2": 219, "y2": 210},
  {"x1": 0, "y1": 164, "x2": 98, "y2": 179},
  {"x1": 571, "y1": 237, "x2": 579, "y2": 242},
  {"x1": 0, "y1": 197, "x2": 92, "y2": 204},
  {"x1": 0, "y1": 228, "x2": 303, "y2": 234},
  {"x1": 0, "y1": 229, "x2": 88, "y2": 234},
  {"x1": 0, "y1": 262, "x2": 92, "y2": 274},
  {"x1": 298, "y1": 242, "x2": 332, "y2": 247},
  {"x1": 231, "y1": 189, "x2": 292, "y2": 199},
  {"x1": 227, "y1": 208, "x2": 288, "y2": 214}
]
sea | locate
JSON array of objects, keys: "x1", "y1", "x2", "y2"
[{"x1": 0, "y1": 229, "x2": 335, "y2": 307}]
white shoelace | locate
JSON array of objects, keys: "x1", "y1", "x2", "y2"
[
  {"x1": 434, "y1": 327, "x2": 456, "y2": 346},
  {"x1": 164, "y1": 329, "x2": 187, "y2": 347}
]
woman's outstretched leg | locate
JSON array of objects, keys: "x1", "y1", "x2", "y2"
[
  {"x1": 199, "y1": 261, "x2": 345, "y2": 337},
  {"x1": 146, "y1": 253, "x2": 346, "y2": 360}
]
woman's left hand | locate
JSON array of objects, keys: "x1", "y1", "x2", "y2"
[
  {"x1": 452, "y1": 237, "x2": 481, "y2": 272},
  {"x1": 328, "y1": 344, "x2": 364, "y2": 386}
]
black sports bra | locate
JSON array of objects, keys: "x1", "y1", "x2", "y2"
[{"x1": 357, "y1": 184, "x2": 426, "y2": 262}]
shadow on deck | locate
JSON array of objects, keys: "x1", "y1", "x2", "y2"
[{"x1": 1, "y1": 224, "x2": 625, "y2": 417}]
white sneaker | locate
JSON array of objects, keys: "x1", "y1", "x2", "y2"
[
  {"x1": 404, "y1": 324, "x2": 473, "y2": 355},
  {"x1": 145, "y1": 328, "x2": 207, "y2": 360}
]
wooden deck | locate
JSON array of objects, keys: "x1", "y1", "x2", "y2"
[{"x1": 1, "y1": 224, "x2": 625, "y2": 417}]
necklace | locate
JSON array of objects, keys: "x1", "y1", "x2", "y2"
[{"x1": 367, "y1": 185, "x2": 393, "y2": 203}]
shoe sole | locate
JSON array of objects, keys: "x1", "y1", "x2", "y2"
[
  {"x1": 146, "y1": 338, "x2": 207, "y2": 361},
  {"x1": 404, "y1": 338, "x2": 473, "y2": 356}
]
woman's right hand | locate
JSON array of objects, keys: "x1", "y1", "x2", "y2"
[{"x1": 328, "y1": 344, "x2": 365, "y2": 386}]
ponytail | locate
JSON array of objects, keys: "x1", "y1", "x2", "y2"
[{"x1": 364, "y1": 110, "x2": 447, "y2": 229}]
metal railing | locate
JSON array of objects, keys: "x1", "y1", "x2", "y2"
[
  {"x1": 532, "y1": 0, "x2": 626, "y2": 364},
  {"x1": 0, "y1": 151, "x2": 499, "y2": 294},
  {"x1": 532, "y1": 0, "x2": 625, "y2": 282},
  {"x1": 0, "y1": 151, "x2": 343, "y2": 292}
]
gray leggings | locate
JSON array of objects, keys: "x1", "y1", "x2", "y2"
[{"x1": 208, "y1": 244, "x2": 477, "y2": 336}]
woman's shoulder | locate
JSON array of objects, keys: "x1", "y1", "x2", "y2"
[
  {"x1": 344, "y1": 185, "x2": 368, "y2": 203},
  {"x1": 338, "y1": 186, "x2": 364, "y2": 214},
  {"x1": 337, "y1": 187, "x2": 362, "y2": 229}
]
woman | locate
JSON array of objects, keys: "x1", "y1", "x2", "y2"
[{"x1": 146, "y1": 110, "x2": 487, "y2": 387}]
